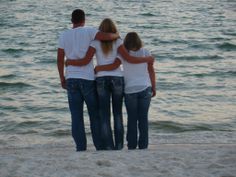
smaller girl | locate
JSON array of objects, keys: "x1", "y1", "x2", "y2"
[{"x1": 122, "y1": 32, "x2": 156, "y2": 149}]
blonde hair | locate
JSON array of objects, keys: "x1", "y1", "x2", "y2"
[
  {"x1": 99, "y1": 18, "x2": 118, "y2": 55},
  {"x1": 124, "y1": 32, "x2": 143, "y2": 51}
]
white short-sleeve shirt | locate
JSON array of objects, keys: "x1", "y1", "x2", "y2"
[
  {"x1": 118, "y1": 48, "x2": 151, "y2": 94},
  {"x1": 58, "y1": 26, "x2": 98, "y2": 80},
  {"x1": 90, "y1": 38, "x2": 123, "y2": 77}
]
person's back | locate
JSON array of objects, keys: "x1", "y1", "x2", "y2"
[
  {"x1": 59, "y1": 26, "x2": 98, "y2": 80},
  {"x1": 121, "y1": 48, "x2": 151, "y2": 94},
  {"x1": 91, "y1": 39, "x2": 123, "y2": 77}
]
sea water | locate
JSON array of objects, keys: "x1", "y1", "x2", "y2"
[{"x1": 0, "y1": 0, "x2": 236, "y2": 148}]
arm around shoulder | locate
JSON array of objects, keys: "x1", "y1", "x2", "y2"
[
  {"x1": 95, "y1": 31, "x2": 119, "y2": 41},
  {"x1": 118, "y1": 45, "x2": 154, "y2": 64},
  {"x1": 94, "y1": 58, "x2": 121, "y2": 74},
  {"x1": 65, "y1": 47, "x2": 96, "y2": 66}
]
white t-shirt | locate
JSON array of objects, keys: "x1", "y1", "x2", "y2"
[
  {"x1": 90, "y1": 38, "x2": 123, "y2": 77},
  {"x1": 58, "y1": 26, "x2": 98, "y2": 80},
  {"x1": 119, "y1": 48, "x2": 151, "y2": 94}
]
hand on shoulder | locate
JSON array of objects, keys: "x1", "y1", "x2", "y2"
[{"x1": 147, "y1": 56, "x2": 155, "y2": 64}]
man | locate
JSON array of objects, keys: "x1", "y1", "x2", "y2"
[{"x1": 57, "y1": 9, "x2": 119, "y2": 151}]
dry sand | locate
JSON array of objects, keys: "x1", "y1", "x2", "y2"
[{"x1": 1, "y1": 143, "x2": 236, "y2": 177}]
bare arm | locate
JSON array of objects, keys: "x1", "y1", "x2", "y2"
[
  {"x1": 94, "y1": 58, "x2": 121, "y2": 74},
  {"x1": 95, "y1": 32, "x2": 120, "y2": 41},
  {"x1": 148, "y1": 62, "x2": 156, "y2": 97},
  {"x1": 118, "y1": 45, "x2": 154, "y2": 64},
  {"x1": 57, "y1": 48, "x2": 66, "y2": 89},
  {"x1": 65, "y1": 47, "x2": 96, "y2": 66}
]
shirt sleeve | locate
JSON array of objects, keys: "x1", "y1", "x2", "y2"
[
  {"x1": 58, "y1": 33, "x2": 64, "y2": 49},
  {"x1": 90, "y1": 40, "x2": 97, "y2": 49},
  {"x1": 116, "y1": 38, "x2": 123, "y2": 48},
  {"x1": 144, "y1": 49, "x2": 151, "y2": 56},
  {"x1": 117, "y1": 54, "x2": 123, "y2": 62},
  {"x1": 87, "y1": 27, "x2": 99, "y2": 40}
]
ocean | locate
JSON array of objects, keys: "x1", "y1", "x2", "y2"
[{"x1": 0, "y1": 0, "x2": 236, "y2": 149}]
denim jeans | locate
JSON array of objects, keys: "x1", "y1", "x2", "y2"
[
  {"x1": 96, "y1": 76, "x2": 124, "y2": 150},
  {"x1": 66, "y1": 79, "x2": 101, "y2": 151},
  {"x1": 125, "y1": 87, "x2": 152, "y2": 149}
]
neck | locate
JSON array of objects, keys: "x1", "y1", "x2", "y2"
[
  {"x1": 73, "y1": 22, "x2": 85, "y2": 28},
  {"x1": 130, "y1": 47, "x2": 139, "y2": 51}
]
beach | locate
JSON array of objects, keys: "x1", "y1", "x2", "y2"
[
  {"x1": 1, "y1": 132, "x2": 236, "y2": 177},
  {"x1": 1, "y1": 0, "x2": 236, "y2": 176}
]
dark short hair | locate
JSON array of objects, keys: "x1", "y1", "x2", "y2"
[{"x1": 71, "y1": 9, "x2": 85, "y2": 24}]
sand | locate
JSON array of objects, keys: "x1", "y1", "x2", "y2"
[{"x1": 1, "y1": 143, "x2": 236, "y2": 177}]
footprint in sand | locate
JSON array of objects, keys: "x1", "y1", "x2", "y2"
[{"x1": 96, "y1": 160, "x2": 112, "y2": 167}]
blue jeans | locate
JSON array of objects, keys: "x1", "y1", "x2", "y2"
[
  {"x1": 66, "y1": 79, "x2": 101, "y2": 151},
  {"x1": 96, "y1": 76, "x2": 124, "y2": 150},
  {"x1": 125, "y1": 87, "x2": 152, "y2": 149}
]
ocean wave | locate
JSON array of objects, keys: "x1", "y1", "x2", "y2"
[
  {"x1": 222, "y1": 30, "x2": 236, "y2": 36},
  {"x1": 209, "y1": 37, "x2": 228, "y2": 41},
  {"x1": 173, "y1": 55, "x2": 223, "y2": 61},
  {"x1": 17, "y1": 121, "x2": 44, "y2": 127},
  {"x1": 34, "y1": 59, "x2": 56, "y2": 64},
  {"x1": 1, "y1": 48, "x2": 26, "y2": 58},
  {"x1": 136, "y1": 25, "x2": 155, "y2": 29},
  {"x1": 155, "y1": 39, "x2": 188, "y2": 44},
  {"x1": 217, "y1": 42, "x2": 236, "y2": 51},
  {"x1": 17, "y1": 130, "x2": 39, "y2": 134},
  {"x1": 44, "y1": 129, "x2": 70, "y2": 137},
  {"x1": 188, "y1": 43, "x2": 213, "y2": 50},
  {"x1": 149, "y1": 121, "x2": 233, "y2": 133},
  {"x1": 157, "y1": 81, "x2": 187, "y2": 90},
  {"x1": 0, "y1": 105, "x2": 19, "y2": 111},
  {"x1": 186, "y1": 70, "x2": 236, "y2": 78},
  {"x1": 0, "y1": 120, "x2": 61, "y2": 134},
  {"x1": 139, "y1": 12, "x2": 156, "y2": 16},
  {"x1": 0, "y1": 81, "x2": 33, "y2": 89},
  {"x1": 2, "y1": 48, "x2": 25, "y2": 54},
  {"x1": 0, "y1": 74, "x2": 16, "y2": 79},
  {"x1": 0, "y1": 120, "x2": 43, "y2": 132}
]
